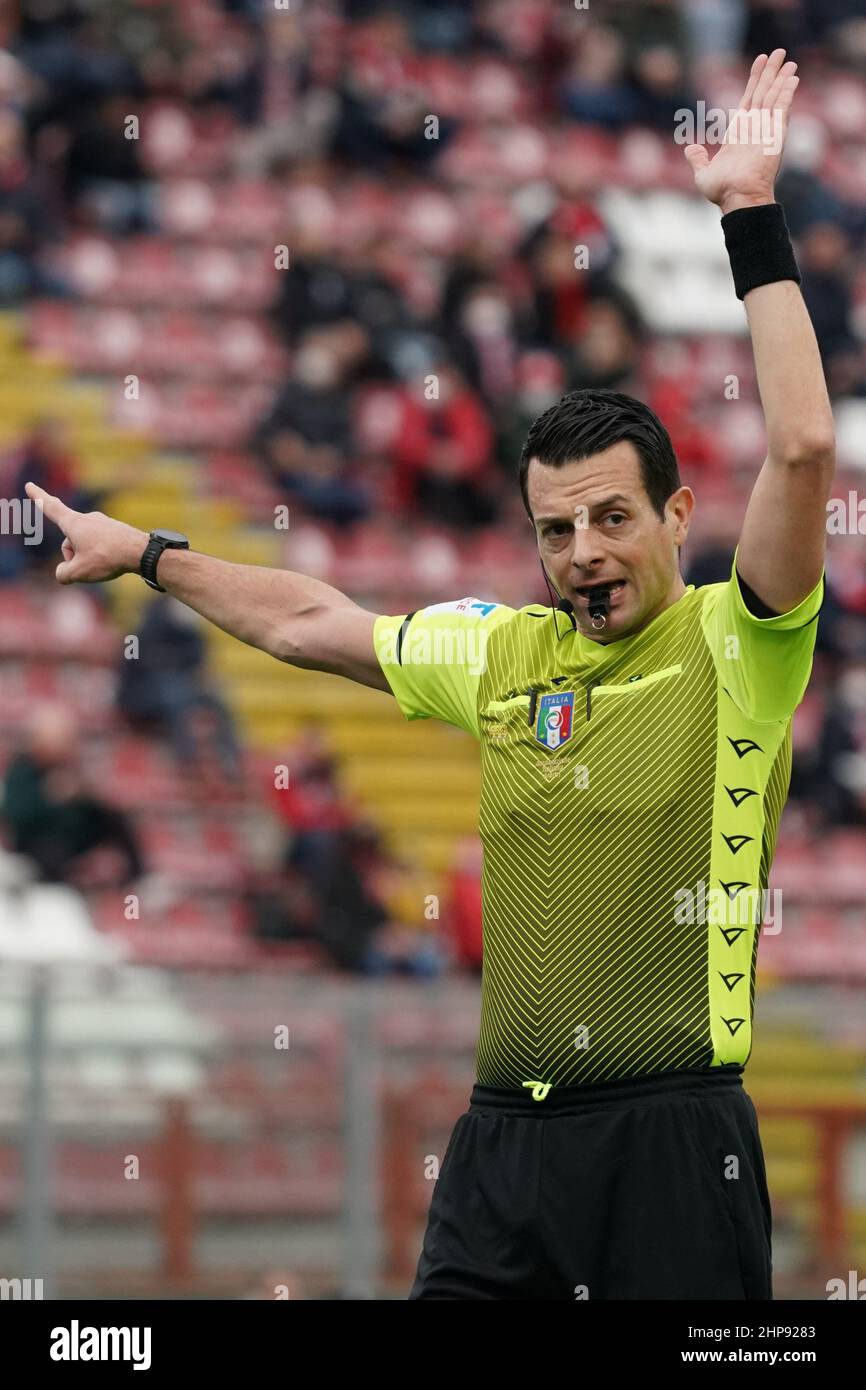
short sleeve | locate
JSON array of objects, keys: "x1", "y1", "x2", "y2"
[
  {"x1": 700, "y1": 545, "x2": 824, "y2": 723},
  {"x1": 373, "y1": 597, "x2": 516, "y2": 739}
]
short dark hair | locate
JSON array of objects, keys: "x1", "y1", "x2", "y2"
[{"x1": 518, "y1": 388, "x2": 681, "y2": 523}]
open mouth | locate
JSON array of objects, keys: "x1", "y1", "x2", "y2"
[{"x1": 574, "y1": 580, "x2": 626, "y2": 604}]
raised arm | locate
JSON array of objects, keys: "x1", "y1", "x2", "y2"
[
  {"x1": 684, "y1": 49, "x2": 836, "y2": 614},
  {"x1": 25, "y1": 482, "x2": 391, "y2": 694}
]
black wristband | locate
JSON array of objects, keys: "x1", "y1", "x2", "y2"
[{"x1": 721, "y1": 202, "x2": 801, "y2": 301}]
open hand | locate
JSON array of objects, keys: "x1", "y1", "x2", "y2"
[{"x1": 683, "y1": 49, "x2": 799, "y2": 215}]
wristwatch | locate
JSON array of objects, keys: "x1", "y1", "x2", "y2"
[{"x1": 139, "y1": 529, "x2": 190, "y2": 592}]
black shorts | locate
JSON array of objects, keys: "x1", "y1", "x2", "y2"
[{"x1": 409, "y1": 1066, "x2": 773, "y2": 1300}]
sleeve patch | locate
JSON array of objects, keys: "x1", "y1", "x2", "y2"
[{"x1": 421, "y1": 597, "x2": 500, "y2": 618}]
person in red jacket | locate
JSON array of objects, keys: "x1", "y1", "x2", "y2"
[
  {"x1": 391, "y1": 363, "x2": 497, "y2": 528},
  {"x1": 270, "y1": 730, "x2": 354, "y2": 881}
]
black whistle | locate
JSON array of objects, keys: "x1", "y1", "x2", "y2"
[{"x1": 587, "y1": 586, "x2": 611, "y2": 629}]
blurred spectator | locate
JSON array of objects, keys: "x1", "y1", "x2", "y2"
[
  {"x1": 244, "y1": 861, "x2": 319, "y2": 945},
  {"x1": 272, "y1": 235, "x2": 410, "y2": 370},
  {"x1": 261, "y1": 742, "x2": 436, "y2": 967},
  {"x1": 816, "y1": 543, "x2": 866, "y2": 661},
  {"x1": 315, "y1": 818, "x2": 445, "y2": 977},
  {"x1": 389, "y1": 363, "x2": 497, "y2": 527},
  {"x1": 1, "y1": 703, "x2": 143, "y2": 886},
  {"x1": 0, "y1": 107, "x2": 65, "y2": 303},
  {"x1": 614, "y1": 1, "x2": 694, "y2": 130},
  {"x1": 619, "y1": 0, "x2": 692, "y2": 62},
  {"x1": 496, "y1": 349, "x2": 567, "y2": 475},
  {"x1": 775, "y1": 158, "x2": 845, "y2": 242},
  {"x1": 447, "y1": 280, "x2": 521, "y2": 409},
  {"x1": 14, "y1": 4, "x2": 140, "y2": 104},
  {"x1": 813, "y1": 661, "x2": 866, "y2": 827},
  {"x1": 234, "y1": 10, "x2": 337, "y2": 170},
  {"x1": 63, "y1": 91, "x2": 155, "y2": 235},
  {"x1": 798, "y1": 222, "x2": 864, "y2": 397},
  {"x1": 681, "y1": 0, "x2": 747, "y2": 60},
  {"x1": 440, "y1": 237, "x2": 518, "y2": 337},
  {"x1": 237, "y1": 801, "x2": 320, "y2": 945},
  {"x1": 253, "y1": 326, "x2": 371, "y2": 525},
  {"x1": 332, "y1": 9, "x2": 449, "y2": 171},
  {"x1": 742, "y1": 1, "x2": 808, "y2": 58},
  {"x1": 560, "y1": 25, "x2": 640, "y2": 131},
  {"x1": 565, "y1": 289, "x2": 643, "y2": 393},
  {"x1": 522, "y1": 203, "x2": 617, "y2": 350},
  {"x1": 180, "y1": 16, "x2": 262, "y2": 125},
  {"x1": 0, "y1": 418, "x2": 90, "y2": 580},
  {"x1": 271, "y1": 733, "x2": 354, "y2": 882},
  {"x1": 409, "y1": 0, "x2": 474, "y2": 54},
  {"x1": 309, "y1": 819, "x2": 390, "y2": 972},
  {"x1": 629, "y1": 42, "x2": 695, "y2": 131},
  {"x1": 746, "y1": 0, "x2": 866, "y2": 69},
  {"x1": 117, "y1": 595, "x2": 243, "y2": 788}
]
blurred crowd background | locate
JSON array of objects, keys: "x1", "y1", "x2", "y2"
[{"x1": 0, "y1": 0, "x2": 864, "y2": 1299}]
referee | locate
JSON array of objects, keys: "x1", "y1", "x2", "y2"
[{"x1": 29, "y1": 50, "x2": 833, "y2": 1299}]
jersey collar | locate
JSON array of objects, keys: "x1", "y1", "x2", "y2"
[{"x1": 558, "y1": 584, "x2": 696, "y2": 663}]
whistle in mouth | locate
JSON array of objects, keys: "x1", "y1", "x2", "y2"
[{"x1": 587, "y1": 586, "x2": 611, "y2": 630}]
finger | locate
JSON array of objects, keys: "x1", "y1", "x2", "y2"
[
  {"x1": 740, "y1": 53, "x2": 768, "y2": 112},
  {"x1": 683, "y1": 143, "x2": 710, "y2": 176},
  {"x1": 55, "y1": 555, "x2": 83, "y2": 584},
  {"x1": 764, "y1": 60, "x2": 797, "y2": 111},
  {"x1": 775, "y1": 73, "x2": 799, "y2": 121},
  {"x1": 763, "y1": 73, "x2": 798, "y2": 147},
  {"x1": 25, "y1": 481, "x2": 70, "y2": 531},
  {"x1": 752, "y1": 47, "x2": 786, "y2": 107}
]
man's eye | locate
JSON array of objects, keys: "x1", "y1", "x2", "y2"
[
  {"x1": 605, "y1": 513, "x2": 626, "y2": 526},
  {"x1": 545, "y1": 525, "x2": 570, "y2": 537}
]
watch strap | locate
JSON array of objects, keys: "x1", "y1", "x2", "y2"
[
  {"x1": 139, "y1": 532, "x2": 189, "y2": 591},
  {"x1": 140, "y1": 535, "x2": 168, "y2": 591}
]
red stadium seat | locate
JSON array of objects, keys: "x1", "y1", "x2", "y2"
[
  {"x1": 210, "y1": 181, "x2": 284, "y2": 242},
  {"x1": 0, "y1": 589, "x2": 44, "y2": 654},
  {"x1": 206, "y1": 450, "x2": 283, "y2": 513},
  {"x1": 93, "y1": 736, "x2": 187, "y2": 808},
  {"x1": 114, "y1": 239, "x2": 184, "y2": 304}
]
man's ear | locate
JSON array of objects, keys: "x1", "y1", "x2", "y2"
[{"x1": 667, "y1": 485, "x2": 695, "y2": 547}]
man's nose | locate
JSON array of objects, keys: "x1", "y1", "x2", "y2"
[{"x1": 569, "y1": 524, "x2": 606, "y2": 571}]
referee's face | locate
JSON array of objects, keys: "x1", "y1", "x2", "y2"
[{"x1": 527, "y1": 441, "x2": 694, "y2": 643}]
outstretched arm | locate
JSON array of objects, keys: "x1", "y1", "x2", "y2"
[
  {"x1": 25, "y1": 482, "x2": 390, "y2": 693},
  {"x1": 684, "y1": 48, "x2": 835, "y2": 614}
]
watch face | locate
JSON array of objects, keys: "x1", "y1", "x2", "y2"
[{"x1": 151, "y1": 529, "x2": 188, "y2": 545}]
